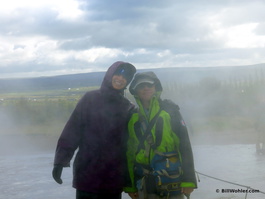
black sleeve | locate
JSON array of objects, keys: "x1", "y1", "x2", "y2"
[
  {"x1": 162, "y1": 99, "x2": 197, "y2": 187},
  {"x1": 54, "y1": 95, "x2": 86, "y2": 166},
  {"x1": 175, "y1": 114, "x2": 197, "y2": 187}
]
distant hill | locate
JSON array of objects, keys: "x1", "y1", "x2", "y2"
[
  {"x1": 0, "y1": 63, "x2": 264, "y2": 93},
  {"x1": 0, "y1": 72, "x2": 105, "y2": 93},
  {"x1": 153, "y1": 63, "x2": 265, "y2": 85}
]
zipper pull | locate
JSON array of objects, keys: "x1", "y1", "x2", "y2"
[
  {"x1": 166, "y1": 158, "x2": 170, "y2": 168},
  {"x1": 157, "y1": 175, "x2": 162, "y2": 186}
]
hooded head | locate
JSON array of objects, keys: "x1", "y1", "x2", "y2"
[
  {"x1": 101, "y1": 61, "x2": 136, "y2": 93},
  {"x1": 129, "y1": 71, "x2": 162, "y2": 96}
]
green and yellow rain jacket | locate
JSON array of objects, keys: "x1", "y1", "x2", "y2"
[{"x1": 124, "y1": 72, "x2": 197, "y2": 193}]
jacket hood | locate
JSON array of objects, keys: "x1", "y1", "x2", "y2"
[
  {"x1": 100, "y1": 61, "x2": 136, "y2": 93},
  {"x1": 129, "y1": 71, "x2": 163, "y2": 95}
]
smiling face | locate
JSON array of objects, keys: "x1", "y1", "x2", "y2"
[{"x1": 112, "y1": 75, "x2": 127, "y2": 90}]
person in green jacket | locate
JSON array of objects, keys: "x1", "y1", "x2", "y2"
[{"x1": 124, "y1": 71, "x2": 197, "y2": 199}]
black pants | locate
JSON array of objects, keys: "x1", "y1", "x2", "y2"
[{"x1": 76, "y1": 190, "x2": 122, "y2": 199}]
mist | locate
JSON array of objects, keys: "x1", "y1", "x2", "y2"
[
  {"x1": 1, "y1": 66, "x2": 265, "y2": 199},
  {"x1": 0, "y1": 111, "x2": 57, "y2": 156}
]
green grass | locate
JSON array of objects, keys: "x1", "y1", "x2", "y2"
[
  {"x1": 0, "y1": 86, "x2": 258, "y2": 140},
  {"x1": 0, "y1": 86, "x2": 100, "y2": 136},
  {"x1": 0, "y1": 86, "x2": 99, "y2": 101}
]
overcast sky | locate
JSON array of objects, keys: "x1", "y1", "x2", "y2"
[{"x1": 0, "y1": 0, "x2": 265, "y2": 78}]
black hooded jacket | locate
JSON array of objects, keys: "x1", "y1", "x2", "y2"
[{"x1": 54, "y1": 61, "x2": 136, "y2": 193}]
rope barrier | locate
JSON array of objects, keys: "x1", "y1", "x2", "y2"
[{"x1": 195, "y1": 171, "x2": 265, "y2": 198}]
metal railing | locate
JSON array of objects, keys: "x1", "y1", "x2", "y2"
[{"x1": 196, "y1": 171, "x2": 265, "y2": 199}]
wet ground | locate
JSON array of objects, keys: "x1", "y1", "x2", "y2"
[{"x1": 0, "y1": 135, "x2": 264, "y2": 199}]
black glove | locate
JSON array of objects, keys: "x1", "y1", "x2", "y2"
[{"x1": 52, "y1": 165, "x2": 63, "y2": 184}]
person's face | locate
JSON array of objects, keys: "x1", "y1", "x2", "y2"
[
  {"x1": 112, "y1": 75, "x2": 127, "y2": 90},
  {"x1": 136, "y1": 83, "x2": 156, "y2": 102}
]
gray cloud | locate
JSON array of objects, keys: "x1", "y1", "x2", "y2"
[
  {"x1": 255, "y1": 23, "x2": 265, "y2": 35},
  {"x1": 0, "y1": 0, "x2": 265, "y2": 78}
]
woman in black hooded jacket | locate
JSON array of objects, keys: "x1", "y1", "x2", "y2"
[{"x1": 52, "y1": 61, "x2": 136, "y2": 199}]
